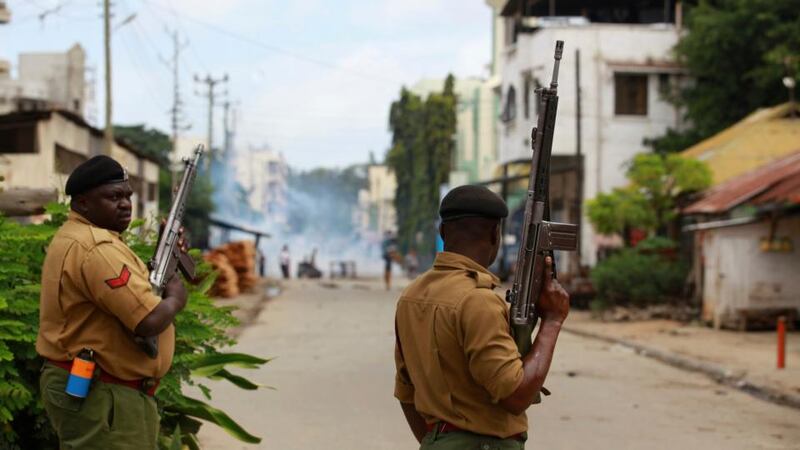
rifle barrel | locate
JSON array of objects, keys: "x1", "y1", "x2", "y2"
[{"x1": 550, "y1": 40, "x2": 564, "y2": 89}]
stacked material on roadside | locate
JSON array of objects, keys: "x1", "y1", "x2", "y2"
[
  {"x1": 216, "y1": 241, "x2": 258, "y2": 292},
  {"x1": 204, "y1": 250, "x2": 240, "y2": 298}
]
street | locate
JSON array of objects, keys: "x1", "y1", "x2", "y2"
[{"x1": 198, "y1": 279, "x2": 800, "y2": 450}]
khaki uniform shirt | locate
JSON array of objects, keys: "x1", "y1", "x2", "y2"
[
  {"x1": 36, "y1": 211, "x2": 174, "y2": 380},
  {"x1": 394, "y1": 251, "x2": 526, "y2": 438}
]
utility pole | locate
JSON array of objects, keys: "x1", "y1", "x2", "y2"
[
  {"x1": 162, "y1": 30, "x2": 191, "y2": 156},
  {"x1": 161, "y1": 29, "x2": 191, "y2": 192},
  {"x1": 103, "y1": 0, "x2": 113, "y2": 155},
  {"x1": 221, "y1": 100, "x2": 241, "y2": 160},
  {"x1": 222, "y1": 100, "x2": 231, "y2": 158},
  {"x1": 194, "y1": 73, "x2": 228, "y2": 161},
  {"x1": 574, "y1": 47, "x2": 583, "y2": 272}
]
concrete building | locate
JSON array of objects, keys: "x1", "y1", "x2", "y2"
[
  {"x1": 236, "y1": 146, "x2": 288, "y2": 225},
  {"x1": 356, "y1": 164, "x2": 397, "y2": 244},
  {"x1": 488, "y1": 0, "x2": 686, "y2": 269},
  {"x1": 0, "y1": 109, "x2": 160, "y2": 220},
  {"x1": 411, "y1": 78, "x2": 498, "y2": 186},
  {"x1": 0, "y1": 44, "x2": 87, "y2": 117}
]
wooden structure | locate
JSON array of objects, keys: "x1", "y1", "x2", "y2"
[{"x1": 684, "y1": 150, "x2": 800, "y2": 330}]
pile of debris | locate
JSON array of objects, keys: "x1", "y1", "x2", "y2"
[
  {"x1": 204, "y1": 240, "x2": 258, "y2": 298},
  {"x1": 593, "y1": 303, "x2": 700, "y2": 323}
]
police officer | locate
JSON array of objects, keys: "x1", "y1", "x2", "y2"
[
  {"x1": 394, "y1": 185, "x2": 570, "y2": 449},
  {"x1": 36, "y1": 155, "x2": 188, "y2": 449}
]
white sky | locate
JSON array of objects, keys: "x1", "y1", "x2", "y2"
[{"x1": 1, "y1": 0, "x2": 492, "y2": 169}]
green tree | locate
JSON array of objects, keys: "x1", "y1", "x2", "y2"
[
  {"x1": 387, "y1": 89, "x2": 425, "y2": 253},
  {"x1": 648, "y1": 0, "x2": 800, "y2": 152},
  {"x1": 586, "y1": 153, "x2": 712, "y2": 240},
  {"x1": 114, "y1": 125, "x2": 171, "y2": 165},
  {"x1": 386, "y1": 75, "x2": 457, "y2": 261}
]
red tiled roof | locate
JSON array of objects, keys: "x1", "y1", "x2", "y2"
[{"x1": 684, "y1": 149, "x2": 800, "y2": 214}]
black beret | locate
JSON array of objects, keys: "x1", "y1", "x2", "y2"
[
  {"x1": 440, "y1": 185, "x2": 508, "y2": 222},
  {"x1": 65, "y1": 155, "x2": 129, "y2": 196}
]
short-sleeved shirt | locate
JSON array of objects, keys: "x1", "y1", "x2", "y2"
[
  {"x1": 36, "y1": 211, "x2": 175, "y2": 380},
  {"x1": 394, "y1": 251, "x2": 526, "y2": 438}
]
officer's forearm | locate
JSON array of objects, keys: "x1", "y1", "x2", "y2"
[
  {"x1": 134, "y1": 296, "x2": 185, "y2": 337},
  {"x1": 399, "y1": 401, "x2": 427, "y2": 443},
  {"x1": 500, "y1": 320, "x2": 562, "y2": 415}
]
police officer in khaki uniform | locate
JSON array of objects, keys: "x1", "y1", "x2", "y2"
[
  {"x1": 36, "y1": 155, "x2": 188, "y2": 449},
  {"x1": 394, "y1": 185, "x2": 570, "y2": 449}
]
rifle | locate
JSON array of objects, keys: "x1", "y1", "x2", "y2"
[
  {"x1": 135, "y1": 144, "x2": 204, "y2": 358},
  {"x1": 505, "y1": 41, "x2": 578, "y2": 402}
]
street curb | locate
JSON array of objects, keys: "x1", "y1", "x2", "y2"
[{"x1": 563, "y1": 326, "x2": 800, "y2": 410}]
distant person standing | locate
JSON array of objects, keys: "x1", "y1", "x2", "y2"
[
  {"x1": 279, "y1": 245, "x2": 291, "y2": 279},
  {"x1": 404, "y1": 248, "x2": 419, "y2": 279},
  {"x1": 382, "y1": 231, "x2": 398, "y2": 290}
]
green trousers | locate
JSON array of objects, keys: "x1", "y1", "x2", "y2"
[
  {"x1": 420, "y1": 428, "x2": 527, "y2": 450},
  {"x1": 40, "y1": 363, "x2": 160, "y2": 450}
]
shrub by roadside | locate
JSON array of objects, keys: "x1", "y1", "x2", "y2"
[
  {"x1": 0, "y1": 204, "x2": 270, "y2": 449},
  {"x1": 590, "y1": 237, "x2": 688, "y2": 310}
]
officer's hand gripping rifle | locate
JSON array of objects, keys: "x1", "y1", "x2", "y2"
[
  {"x1": 135, "y1": 145, "x2": 204, "y2": 358},
  {"x1": 505, "y1": 41, "x2": 578, "y2": 402}
]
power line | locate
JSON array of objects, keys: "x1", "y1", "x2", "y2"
[
  {"x1": 138, "y1": 0, "x2": 402, "y2": 86},
  {"x1": 134, "y1": 1, "x2": 209, "y2": 80},
  {"x1": 117, "y1": 28, "x2": 166, "y2": 110}
]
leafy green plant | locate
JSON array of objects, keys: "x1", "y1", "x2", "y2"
[
  {"x1": 126, "y1": 219, "x2": 269, "y2": 449},
  {"x1": 586, "y1": 153, "x2": 711, "y2": 240},
  {"x1": 0, "y1": 206, "x2": 270, "y2": 449},
  {"x1": 590, "y1": 239, "x2": 688, "y2": 307},
  {"x1": 647, "y1": 0, "x2": 800, "y2": 153}
]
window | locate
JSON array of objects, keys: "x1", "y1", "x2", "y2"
[
  {"x1": 500, "y1": 85, "x2": 517, "y2": 123},
  {"x1": 147, "y1": 182, "x2": 157, "y2": 202},
  {"x1": 523, "y1": 76, "x2": 544, "y2": 120},
  {"x1": 0, "y1": 123, "x2": 38, "y2": 154},
  {"x1": 54, "y1": 144, "x2": 87, "y2": 174},
  {"x1": 614, "y1": 73, "x2": 648, "y2": 116}
]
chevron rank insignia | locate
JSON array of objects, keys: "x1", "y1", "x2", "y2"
[{"x1": 105, "y1": 265, "x2": 131, "y2": 289}]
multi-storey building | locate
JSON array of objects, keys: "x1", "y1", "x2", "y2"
[
  {"x1": 0, "y1": 109, "x2": 160, "y2": 220},
  {"x1": 488, "y1": 0, "x2": 686, "y2": 270},
  {"x1": 355, "y1": 164, "x2": 397, "y2": 244},
  {"x1": 236, "y1": 146, "x2": 288, "y2": 225},
  {"x1": 0, "y1": 44, "x2": 88, "y2": 117}
]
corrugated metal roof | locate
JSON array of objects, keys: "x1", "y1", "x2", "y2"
[
  {"x1": 682, "y1": 103, "x2": 800, "y2": 185},
  {"x1": 684, "y1": 150, "x2": 800, "y2": 214}
]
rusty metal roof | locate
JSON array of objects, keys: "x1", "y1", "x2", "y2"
[
  {"x1": 684, "y1": 150, "x2": 800, "y2": 214},
  {"x1": 682, "y1": 103, "x2": 800, "y2": 185}
]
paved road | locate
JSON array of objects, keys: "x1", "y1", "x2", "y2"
[{"x1": 198, "y1": 278, "x2": 800, "y2": 449}]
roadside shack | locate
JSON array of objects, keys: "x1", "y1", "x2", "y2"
[{"x1": 684, "y1": 151, "x2": 800, "y2": 329}]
